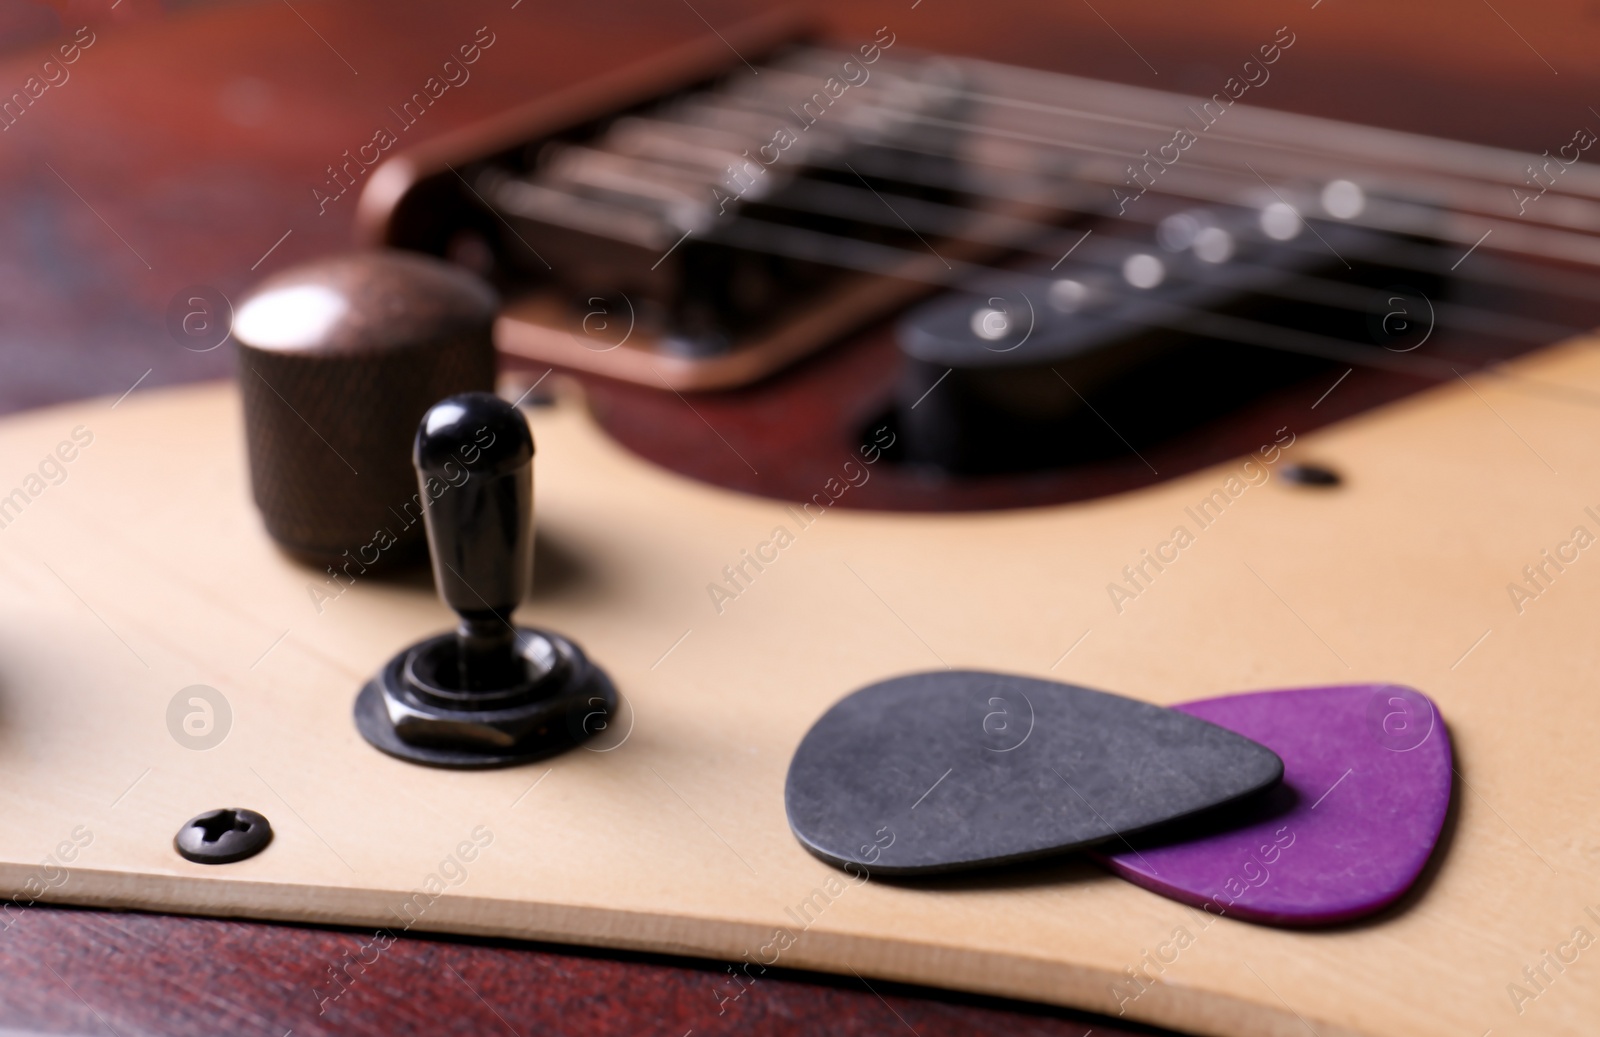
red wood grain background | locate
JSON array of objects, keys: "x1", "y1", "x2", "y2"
[{"x1": 0, "y1": 903, "x2": 1150, "y2": 1036}]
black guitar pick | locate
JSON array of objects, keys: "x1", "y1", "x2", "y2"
[{"x1": 785, "y1": 671, "x2": 1284, "y2": 875}]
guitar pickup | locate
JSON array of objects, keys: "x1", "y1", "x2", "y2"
[
  {"x1": 892, "y1": 202, "x2": 1447, "y2": 474},
  {"x1": 365, "y1": 40, "x2": 1087, "y2": 390}
]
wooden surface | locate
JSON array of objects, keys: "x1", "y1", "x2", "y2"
[
  {"x1": 2, "y1": 340, "x2": 1600, "y2": 1036},
  {"x1": 0, "y1": 906, "x2": 1144, "y2": 1036}
]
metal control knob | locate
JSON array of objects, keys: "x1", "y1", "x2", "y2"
[{"x1": 234, "y1": 251, "x2": 497, "y2": 567}]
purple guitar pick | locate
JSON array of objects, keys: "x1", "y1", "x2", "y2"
[{"x1": 1094, "y1": 684, "x2": 1452, "y2": 926}]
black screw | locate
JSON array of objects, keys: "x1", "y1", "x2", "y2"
[
  {"x1": 1280, "y1": 462, "x2": 1342, "y2": 487},
  {"x1": 174, "y1": 808, "x2": 273, "y2": 865}
]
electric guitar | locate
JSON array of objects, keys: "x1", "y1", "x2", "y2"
[{"x1": 2, "y1": 2, "x2": 1598, "y2": 1035}]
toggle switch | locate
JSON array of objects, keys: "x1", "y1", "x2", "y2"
[{"x1": 354, "y1": 391, "x2": 616, "y2": 768}]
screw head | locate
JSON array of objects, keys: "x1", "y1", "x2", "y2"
[
  {"x1": 1280, "y1": 462, "x2": 1342, "y2": 487},
  {"x1": 174, "y1": 808, "x2": 273, "y2": 865}
]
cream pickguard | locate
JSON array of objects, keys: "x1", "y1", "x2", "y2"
[{"x1": 0, "y1": 339, "x2": 1597, "y2": 1036}]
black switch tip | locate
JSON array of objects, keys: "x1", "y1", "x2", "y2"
[
  {"x1": 414, "y1": 392, "x2": 535, "y2": 689},
  {"x1": 415, "y1": 391, "x2": 534, "y2": 479}
]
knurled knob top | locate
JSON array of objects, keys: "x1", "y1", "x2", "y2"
[
  {"x1": 234, "y1": 251, "x2": 496, "y2": 357},
  {"x1": 234, "y1": 250, "x2": 499, "y2": 566}
]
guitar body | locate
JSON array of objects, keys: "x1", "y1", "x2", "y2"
[
  {"x1": 3, "y1": 1, "x2": 1599, "y2": 1035},
  {"x1": 2, "y1": 343, "x2": 1598, "y2": 1036}
]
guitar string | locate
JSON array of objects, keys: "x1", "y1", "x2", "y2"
[
  {"x1": 483, "y1": 159, "x2": 1600, "y2": 405},
  {"x1": 669, "y1": 95, "x2": 1600, "y2": 269},
  {"x1": 487, "y1": 159, "x2": 1583, "y2": 345},
  {"x1": 693, "y1": 215, "x2": 1600, "y2": 410},
  {"x1": 561, "y1": 93, "x2": 1600, "y2": 288},
  {"x1": 706, "y1": 51, "x2": 1600, "y2": 222},
  {"x1": 713, "y1": 176, "x2": 1570, "y2": 344},
  {"x1": 746, "y1": 47, "x2": 1600, "y2": 203},
  {"x1": 472, "y1": 47, "x2": 1600, "y2": 406},
  {"x1": 509, "y1": 41, "x2": 1600, "y2": 278},
  {"x1": 774, "y1": 136, "x2": 1600, "y2": 301},
  {"x1": 859, "y1": 106, "x2": 1600, "y2": 238},
  {"x1": 499, "y1": 137, "x2": 1600, "y2": 314}
]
